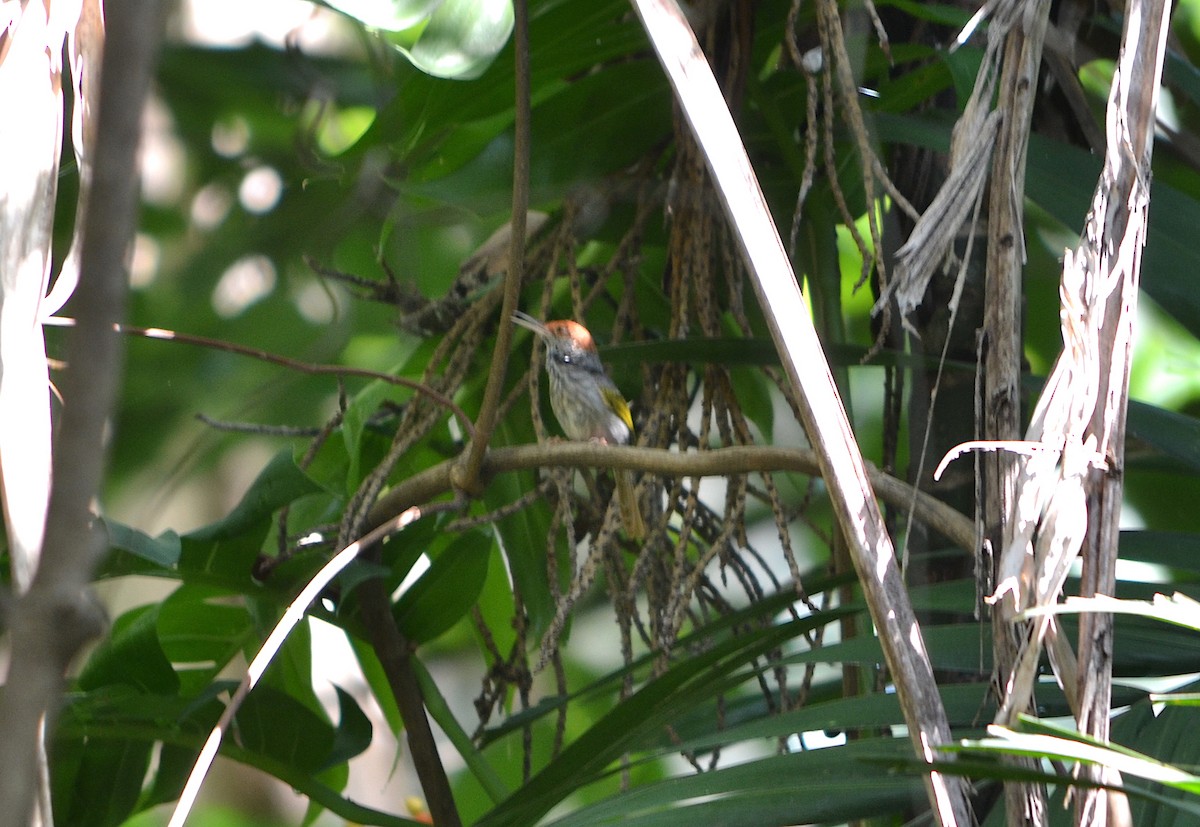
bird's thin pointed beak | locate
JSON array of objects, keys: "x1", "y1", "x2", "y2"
[{"x1": 511, "y1": 310, "x2": 547, "y2": 337}]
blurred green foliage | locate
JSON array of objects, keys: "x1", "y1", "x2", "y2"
[{"x1": 26, "y1": 0, "x2": 1200, "y2": 824}]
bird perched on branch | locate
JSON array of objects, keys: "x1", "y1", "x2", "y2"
[{"x1": 512, "y1": 311, "x2": 646, "y2": 539}]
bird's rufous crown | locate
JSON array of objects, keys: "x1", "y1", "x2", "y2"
[{"x1": 543, "y1": 320, "x2": 596, "y2": 352}]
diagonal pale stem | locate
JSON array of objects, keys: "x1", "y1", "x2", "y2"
[{"x1": 629, "y1": 1, "x2": 973, "y2": 824}]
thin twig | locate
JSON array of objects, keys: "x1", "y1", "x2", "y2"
[
  {"x1": 455, "y1": 0, "x2": 531, "y2": 494},
  {"x1": 194, "y1": 413, "x2": 322, "y2": 437},
  {"x1": 44, "y1": 317, "x2": 476, "y2": 438}
]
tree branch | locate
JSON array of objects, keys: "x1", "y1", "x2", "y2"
[
  {"x1": 980, "y1": 3, "x2": 1053, "y2": 822},
  {"x1": 1075, "y1": 0, "x2": 1169, "y2": 823},
  {"x1": 358, "y1": 572, "x2": 463, "y2": 827},
  {"x1": 367, "y1": 443, "x2": 976, "y2": 585},
  {"x1": 0, "y1": 2, "x2": 163, "y2": 825}
]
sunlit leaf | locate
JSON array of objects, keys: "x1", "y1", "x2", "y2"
[{"x1": 383, "y1": 0, "x2": 514, "y2": 80}]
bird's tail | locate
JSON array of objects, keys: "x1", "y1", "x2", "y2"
[{"x1": 616, "y1": 470, "x2": 646, "y2": 540}]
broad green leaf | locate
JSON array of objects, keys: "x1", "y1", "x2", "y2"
[
  {"x1": 157, "y1": 584, "x2": 255, "y2": 694},
  {"x1": 358, "y1": 0, "x2": 639, "y2": 162},
  {"x1": 57, "y1": 686, "x2": 412, "y2": 827},
  {"x1": 486, "y1": 415, "x2": 555, "y2": 635},
  {"x1": 102, "y1": 520, "x2": 181, "y2": 568},
  {"x1": 53, "y1": 737, "x2": 152, "y2": 827},
  {"x1": 179, "y1": 449, "x2": 321, "y2": 592},
  {"x1": 339, "y1": 377, "x2": 408, "y2": 490},
  {"x1": 469, "y1": 523, "x2": 520, "y2": 659},
  {"x1": 412, "y1": 655, "x2": 510, "y2": 801},
  {"x1": 78, "y1": 604, "x2": 180, "y2": 695},
  {"x1": 298, "y1": 430, "x2": 353, "y2": 496},
  {"x1": 877, "y1": 0, "x2": 976, "y2": 29},
  {"x1": 249, "y1": 599, "x2": 330, "y2": 722},
  {"x1": 408, "y1": 59, "x2": 671, "y2": 212},
  {"x1": 324, "y1": 685, "x2": 374, "y2": 767},
  {"x1": 393, "y1": 529, "x2": 491, "y2": 643},
  {"x1": 349, "y1": 633, "x2": 405, "y2": 735},
  {"x1": 236, "y1": 685, "x2": 336, "y2": 773},
  {"x1": 187, "y1": 448, "x2": 322, "y2": 544},
  {"x1": 140, "y1": 742, "x2": 199, "y2": 810},
  {"x1": 396, "y1": 0, "x2": 515, "y2": 80}
]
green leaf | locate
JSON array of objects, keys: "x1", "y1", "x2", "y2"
[
  {"x1": 140, "y1": 742, "x2": 200, "y2": 810},
  {"x1": 409, "y1": 59, "x2": 671, "y2": 211},
  {"x1": 236, "y1": 685, "x2": 336, "y2": 773},
  {"x1": 350, "y1": 633, "x2": 405, "y2": 735},
  {"x1": 54, "y1": 737, "x2": 152, "y2": 827},
  {"x1": 490, "y1": 486, "x2": 556, "y2": 636},
  {"x1": 1128, "y1": 400, "x2": 1200, "y2": 474},
  {"x1": 393, "y1": 529, "x2": 491, "y2": 643},
  {"x1": 249, "y1": 597, "x2": 336, "y2": 728},
  {"x1": 542, "y1": 741, "x2": 924, "y2": 827},
  {"x1": 412, "y1": 654, "x2": 510, "y2": 801},
  {"x1": 157, "y1": 584, "x2": 254, "y2": 694},
  {"x1": 340, "y1": 377, "x2": 407, "y2": 490},
  {"x1": 179, "y1": 449, "x2": 321, "y2": 592},
  {"x1": 960, "y1": 720, "x2": 1200, "y2": 796},
  {"x1": 325, "y1": 685, "x2": 374, "y2": 767},
  {"x1": 877, "y1": 0, "x2": 976, "y2": 29},
  {"x1": 56, "y1": 687, "x2": 413, "y2": 827},
  {"x1": 401, "y1": 0, "x2": 515, "y2": 80},
  {"x1": 78, "y1": 604, "x2": 180, "y2": 695},
  {"x1": 102, "y1": 520, "x2": 181, "y2": 568},
  {"x1": 1114, "y1": 681, "x2": 1200, "y2": 822},
  {"x1": 187, "y1": 448, "x2": 322, "y2": 544},
  {"x1": 1023, "y1": 134, "x2": 1200, "y2": 340},
  {"x1": 476, "y1": 611, "x2": 847, "y2": 827}
]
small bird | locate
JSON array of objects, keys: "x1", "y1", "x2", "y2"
[{"x1": 512, "y1": 311, "x2": 646, "y2": 539}]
